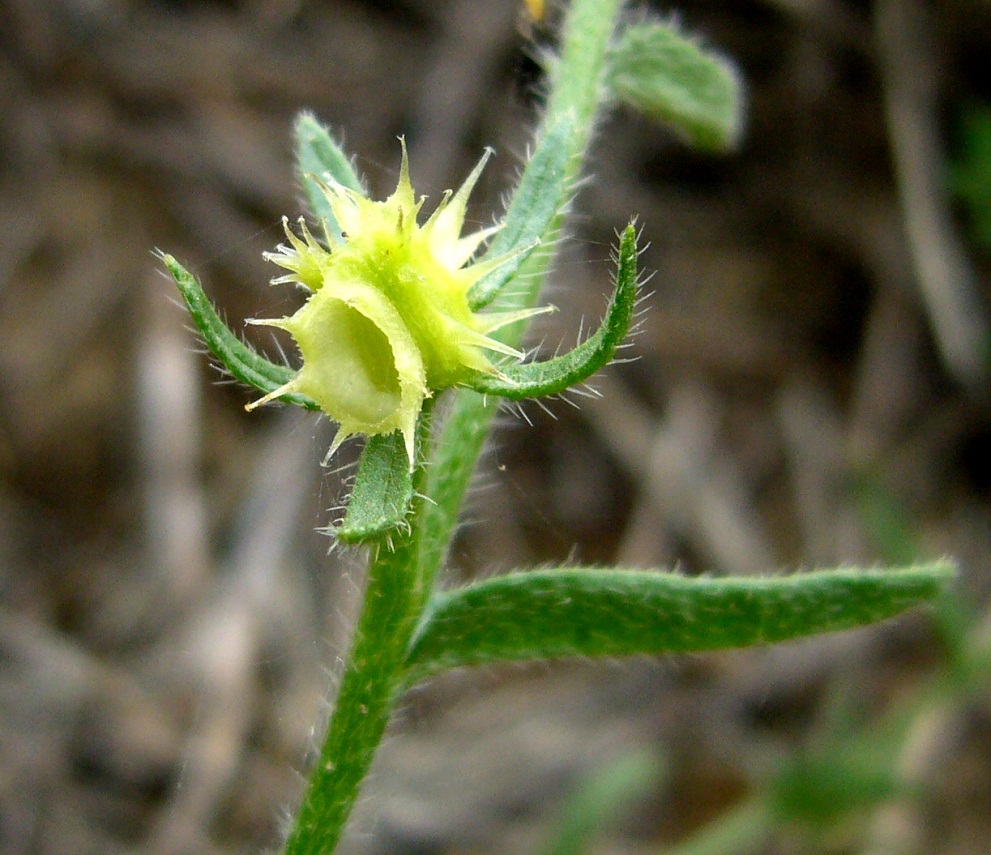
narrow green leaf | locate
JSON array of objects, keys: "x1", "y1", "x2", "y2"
[
  {"x1": 159, "y1": 252, "x2": 317, "y2": 410},
  {"x1": 540, "y1": 750, "x2": 662, "y2": 855},
  {"x1": 336, "y1": 431, "x2": 413, "y2": 544},
  {"x1": 660, "y1": 799, "x2": 771, "y2": 855},
  {"x1": 468, "y1": 115, "x2": 573, "y2": 310},
  {"x1": 770, "y1": 750, "x2": 901, "y2": 829},
  {"x1": 607, "y1": 23, "x2": 743, "y2": 151},
  {"x1": 405, "y1": 563, "x2": 954, "y2": 680},
  {"x1": 950, "y1": 103, "x2": 991, "y2": 251},
  {"x1": 293, "y1": 112, "x2": 365, "y2": 242},
  {"x1": 466, "y1": 222, "x2": 638, "y2": 399}
]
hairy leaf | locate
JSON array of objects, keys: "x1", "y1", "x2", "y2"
[
  {"x1": 160, "y1": 253, "x2": 317, "y2": 410},
  {"x1": 406, "y1": 563, "x2": 954, "y2": 680},
  {"x1": 469, "y1": 115, "x2": 573, "y2": 310},
  {"x1": 336, "y1": 431, "x2": 414, "y2": 543},
  {"x1": 607, "y1": 23, "x2": 743, "y2": 151},
  {"x1": 466, "y1": 222, "x2": 638, "y2": 399},
  {"x1": 294, "y1": 112, "x2": 365, "y2": 241}
]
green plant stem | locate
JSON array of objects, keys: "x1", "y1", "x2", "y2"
[
  {"x1": 283, "y1": 521, "x2": 427, "y2": 855},
  {"x1": 543, "y1": 0, "x2": 623, "y2": 170},
  {"x1": 282, "y1": 5, "x2": 628, "y2": 849},
  {"x1": 283, "y1": 407, "x2": 436, "y2": 855},
  {"x1": 419, "y1": 0, "x2": 625, "y2": 582}
]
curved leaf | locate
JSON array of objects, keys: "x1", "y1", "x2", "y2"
[
  {"x1": 607, "y1": 22, "x2": 743, "y2": 152},
  {"x1": 468, "y1": 115, "x2": 573, "y2": 310},
  {"x1": 294, "y1": 112, "x2": 365, "y2": 242},
  {"x1": 405, "y1": 563, "x2": 955, "y2": 681},
  {"x1": 465, "y1": 222, "x2": 639, "y2": 399},
  {"x1": 159, "y1": 252, "x2": 317, "y2": 410}
]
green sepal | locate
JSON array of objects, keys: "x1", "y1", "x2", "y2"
[
  {"x1": 293, "y1": 112, "x2": 365, "y2": 243},
  {"x1": 159, "y1": 252, "x2": 317, "y2": 410},
  {"x1": 404, "y1": 563, "x2": 954, "y2": 681},
  {"x1": 468, "y1": 115, "x2": 573, "y2": 310},
  {"x1": 607, "y1": 22, "x2": 743, "y2": 152},
  {"x1": 465, "y1": 222, "x2": 638, "y2": 400},
  {"x1": 335, "y1": 431, "x2": 414, "y2": 544}
]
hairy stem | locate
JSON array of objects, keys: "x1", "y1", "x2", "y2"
[
  {"x1": 282, "y1": 5, "x2": 628, "y2": 850},
  {"x1": 283, "y1": 516, "x2": 428, "y2": 855},
  {"x1": 283, "y1": 404, "x2": 436, "y2": 855},
  {"x1": 419, "y1": 0, "x2": 626, "y2": 582}
]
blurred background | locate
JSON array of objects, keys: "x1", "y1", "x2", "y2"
[{"x1": 2, "y1": 0, "x2": 990, "y2": 853}]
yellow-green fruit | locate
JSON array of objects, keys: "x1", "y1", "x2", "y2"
[{"x1": 246, "y1": 142, "x2": 546, "y2": 466}]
